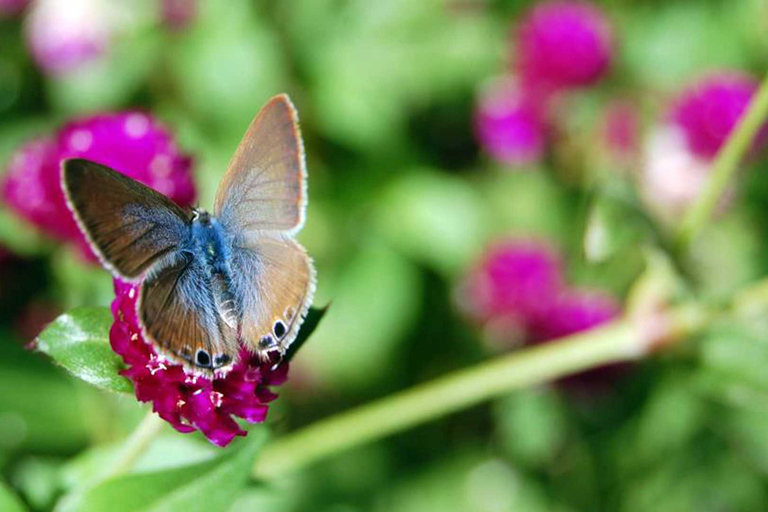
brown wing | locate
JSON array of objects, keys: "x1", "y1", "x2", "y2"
[
  {"x1": 213, "y1": 94, "x2": 307, "y2": 236},
  {"x1": 139, "y1": 253, "x2": 238, "y2": 371},
  {"x1": 62, "y1": 159, "x2": 191, "y2": 280},
  {"x1": 228, "y1": 236, "x2": 315, "y2": 356}
]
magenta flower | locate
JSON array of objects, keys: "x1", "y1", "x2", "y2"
[
  {"x1": 475, "y1": 76, "x2": 548, "y2": 166},
  {"x1": 459, "y1": 239, "x2": 563, "y2": 326},
  {"x1": 516, "y1": 1, "x2": 613, "y2": 92},
  {"x1": 529, "y1": 289, "x2": 620, "y2": 343},
  {"x1": 24, "y1": 0, "x2": 114, "y2": 75},
  {"x1": 2, "y1": 111, "x2": 196, "y2": 261},
  {"x1": 111, "y1": 279, "x2": 287, "y2": 447},
  {"x1": 0, "y1": 0, "x2": 29, "y2": 17},
  {"x1": 671, "y1": 73, "x2": 766, "y2": 160}
]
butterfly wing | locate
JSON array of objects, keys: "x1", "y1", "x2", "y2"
[
  {"x1": 62, "y1": 159, "x2": 192, "y2": 280},
  {"x1": 214, "y1": 94, "x2": 306, "y2": 235},
  {"x1": 228, "y1": 236, "x2": 315, "y2": 355},
  {"x1": 140, "y1": 252, "x2": 238, "y2": 371}
]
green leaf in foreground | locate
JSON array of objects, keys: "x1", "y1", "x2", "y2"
[
  {"x1": 36, "y1": 307, "x2": 132, "y2": 394},
  {"x1": 56, "y1": 428, "x2": 268, "y2": 512},
  {"x1": 0, "y1": 479, "x2": 28, "y2": 512}
]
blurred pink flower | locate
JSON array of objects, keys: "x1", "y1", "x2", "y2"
[
  {"x1": 111, "y1": 280, "x2": 286, "y2": 447},
  {"x1": 640, "y1": 125, "x2": 719, "y2": 223},
  {"x1": 458, "y1": 239, "x2": 563, "y2": 326},
  {"x1": 1, "y1": 111, "x2": 196, "y2": 261},
  {"x1": 602, "y1": 100, "x2": 640, "y2": 165},
  {"x1": 529, "y1": 288, "x2": 620, "y2": 342},
  {"x1": 475, "y1": 76, "x2": 547, "y2": 165},
  {"x1": 459, "y1": 238, "x2": 621, "y2": 350},
  {"x1": 24, "y1": 0, "x2": 114, "y2": 75},
  {"x1": 672, "y1": 73, "x2": 767, "y2": 160},
  {"x1": 0, "y1": 0, "x2": 29, "y2": 17},
  {"x1": 160, "y1": 0, "x2": 197, "y2": 30},
  {"x1": 516, "y1": 1, "x2": 613, "y2": 92}
]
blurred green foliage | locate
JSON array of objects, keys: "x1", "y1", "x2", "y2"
[{"x1": 1, "y1": 0, "x2": 768, "y2": 510}]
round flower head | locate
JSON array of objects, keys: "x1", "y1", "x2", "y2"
[
  {"x1": 529, "y1": 288, "x2": 619, "y2": 342},
  {"x1": 111, "y1": 279, "x2": 288, "y2": 447},
  {"x1": 475, "y1": 76, "x2": 547, "y2": 166},
  {"x1": 640, "y1": 124, "x2": 725, "y2": 224},
  {"x1": 671, "y1": 72, "x2": 766, "y2": 159},
  {"x1": 516, "y1": 1, "x2": 613, "y2": 91},
  {"x1": 1, "y1": 111, "x2": 195, "y2": 261},
  {"x1": 459, "y1": 239, "x2": 563, "y2": 325}
]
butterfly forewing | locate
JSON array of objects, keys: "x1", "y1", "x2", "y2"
[
  {"x1": 62, "y1": 159, "x2": 192, "y2": 280},
  {"x1": 140, "y1": 253, "x2": 238, "y2": 370},
  {"x1": 229, "y1": 236, "x2": 315, "y2": 355},
  {"x1": 214, "y1": 94, "x2": 307, "y2": 235}
]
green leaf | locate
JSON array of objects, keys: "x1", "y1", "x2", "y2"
[
  {"x1": 56, "y1": 428, "x2": 268, "y2": 512},
  {"x1": 0, "y1": 479, "x2": 28, "y2": 512},
  {"x1": 36, "y1": 307, "x2": 132, "y2": 394},
  {"x1": 284, "y1": 306, "x2": 328, "y2": 363}
]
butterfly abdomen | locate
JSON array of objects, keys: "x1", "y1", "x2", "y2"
[{"x1": 191, "y1": 211, "x2": 240, "y2": 329}]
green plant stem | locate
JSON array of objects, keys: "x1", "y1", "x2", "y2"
[
  {"x1": 678, "y1": 71, "x2": 768, "y2": 249},
  {"x1": 100, "y1": 410, "x2": 164, "y2": 482},
  {"x1": 253, "y1": 306, "x2": 704, "y2": 479}
]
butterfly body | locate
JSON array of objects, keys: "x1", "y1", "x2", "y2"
[{"x1": 63, "y1": 95, "x2": 315, "y2": 374}]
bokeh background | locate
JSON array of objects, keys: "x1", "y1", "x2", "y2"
[{"x1": 2, "y1": 0, "x2": 768, "y2": 510}]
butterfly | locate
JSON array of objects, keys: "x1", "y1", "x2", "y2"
[{"x1": 62, "y1": 94, "x2": 316, "y2": 373}]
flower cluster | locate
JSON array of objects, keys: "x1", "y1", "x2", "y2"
[
  {"x1": 459, "y1": 238, "x2": 619, "y2": 347},
  {"x1": 1, "y1": 111, "x2": 196, "y2": 261},
  {"x1": 671, "y1": 73, "x2": 765, "y2": 160},
  {"x1": 111, "y1": 280, "x2": 288, "y2": 447},
  {"x1": 475, "y1": 1, "x2": 613, "y2": 165},
  {"x1": 640, "y1": 72, "x2": 766, "y2": 222}
]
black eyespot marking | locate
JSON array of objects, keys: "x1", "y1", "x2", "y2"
[
  {"x1": 195, "y1": 349, "x2": 212, "y2": 368},
  {"x1": 259, "y1": 335, "x2": 274, "y2": 349},
  {"x1": 273, "y1": 320, "x2": 286, "y2": 339},
  {"x1": 213, "y1": 354, "x2": 232, "y2": 368}
]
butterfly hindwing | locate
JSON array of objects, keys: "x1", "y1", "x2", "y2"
[
  {"x1": 140, "y1": 252, "x2": 238, "y2": 371},
  {"x1": 62, "y1": 159, "x2": 192, "y2": 280},
  {"x1": 228, "y1": 235, "x2": 315, "y2": 355},
  {"x1": 214, "y1": 94, "x2": 306, "y2": 235}
]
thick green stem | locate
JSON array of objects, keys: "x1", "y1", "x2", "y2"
[
  {"x1": 677, "y1": 71, "x2": 768, "y2": 249},
  {"x1": 254, "y1": 318, "x2": 661, "y2": 479}
]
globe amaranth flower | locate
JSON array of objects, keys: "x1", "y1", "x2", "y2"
[
  {"x1": 516, "y1": 1, "x2": 613, "y2": 92},
  {"x1": 475, "y1": 76, "x2": 548, "y2": 166},
  {"x1": 459, "y1": 238, "x2": 623, "y2": 389},
  {"x1": 528, "y1": 288, "x2": 619, "y2": 343},
  {"x1": 2, "y1": 111, "x2": 196, "y2": 261},
  {"x1": 111, "y1": 279, "x2": 288, "y2": 447},
  {"x1": 24, "y1": 0, "x2": 116, "y2": 75},
  {"x1": 459, "y1": 238, "x2": 620, "y2": 347},
  {"x1": 671, "y1": 72, "x2": 767, "y2": 160},
  {"x1": 458, "y1": 239, "x2": 563, "y2": 328}
]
